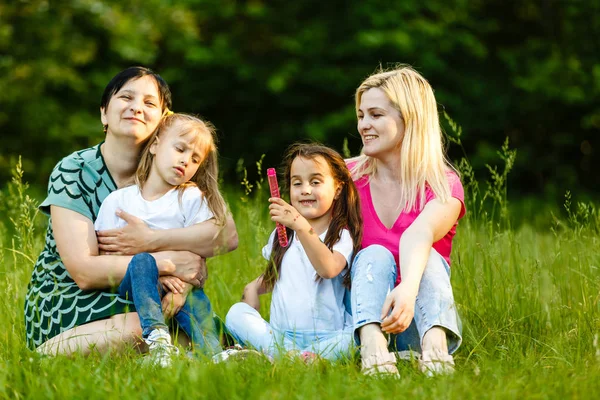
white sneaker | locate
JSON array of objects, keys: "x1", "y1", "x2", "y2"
[
  {"x1": 211, "y1": 345, "x2": 272, "y2": 364},
  {"x1": 143, "y1": 328, "x2": 179, "y2": 368}
]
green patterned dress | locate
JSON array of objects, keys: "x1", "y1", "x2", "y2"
[{"x1": 24, "y1": 144, "x2": 135, "y2": 349}]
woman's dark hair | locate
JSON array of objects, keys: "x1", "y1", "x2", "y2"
[
  {"x1": 262, "y1": 143, "x2": 363, "y2": 289},
  {"x1": 100, "y1": 66, "x2": 172, "y2": 112}
]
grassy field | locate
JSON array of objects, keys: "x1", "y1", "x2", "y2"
[{"x1": 0, "y1": 158, "x2": 599, "y2": 399}]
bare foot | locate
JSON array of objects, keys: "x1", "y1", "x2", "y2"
[
  {"x1": 419, "y1": 327, "x2": 455, "y2": 376},
  {"x1": 359, "y1": 323, "x2": 399, "y2": 376}
]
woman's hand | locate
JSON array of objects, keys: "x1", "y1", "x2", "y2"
[
  {"x1": 96, "y1": 210, "x2": 156, "y2": 255},
  {"x1": 155, "y1": 251, "x2": 207, "y2": 288},
  {"x1": 268, "y1": 198, "x2": 309, "y2": 231},
  {"x1": 380, "y1": 283, "x2": 418, "y2": 334}
]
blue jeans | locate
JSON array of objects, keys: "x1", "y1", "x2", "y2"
[
  {"x1": 118, "y1": 253, "x2": 220, "y2": 354},
  {"x1": 351, "y1": 245, "x2": 462, "y2": 354},
  {"x1": 225, "y1": 302, "x2": 356, "y2": 361}
]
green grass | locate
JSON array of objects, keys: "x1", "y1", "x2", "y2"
[{"x1": 1, "y1": 158, "x2": 599, "y2": 399}]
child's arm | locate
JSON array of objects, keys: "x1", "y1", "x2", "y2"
[
  {"x1": 269, "y1": 198, "x2": 347, "y2": 279},
  {"x1": 242, "y1": 275, "x2": 270, "y2": 311},
  {"x1": 160, "y1": 276, "x2": 186, "y2": 294}
]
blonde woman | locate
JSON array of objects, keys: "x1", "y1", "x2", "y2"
[{"x1": 348, "y1": 65, "x2": 465, "y2": 376}]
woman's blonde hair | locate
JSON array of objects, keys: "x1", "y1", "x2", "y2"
[
  {"x1": 135, "y1": 113, "x2": 227, "y2": 226},
  {"x1": 350, "y1": 64, "x2": 454, "y2": 212}
]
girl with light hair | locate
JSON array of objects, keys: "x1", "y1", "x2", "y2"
[
  {"x1": 94, "y1": 113, "x2": 228, "y2": 366},
  {"x1": 348, "y1": 65, "x2": 465, "y2": 376}
]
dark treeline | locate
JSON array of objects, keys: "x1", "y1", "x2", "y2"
[{"x1": 1, "y1": 0, "x2": 598, "y2": 198}]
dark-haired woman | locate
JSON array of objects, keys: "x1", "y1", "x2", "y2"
[{"x1": 24, "y1": 67, "x2": 238, "y2": 355}]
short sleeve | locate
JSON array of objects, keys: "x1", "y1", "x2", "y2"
[
  {"x1": 182, "y1": 187, "x2": 215, "y2": 227},
  {"x1": 332, "y1": 229, "x2": 354, "y2": 266},
  {"x1": 447, "y1": 172, "x2": 466, "y2": 220},
  {"x1": 94, "y1": 191, "x2": 122, "y2": 231},
  {"x1": 262, "y1": 229, "x2": 277, "y2": 260},
  {"x1": 39, "y1": 156, "x2": 93, "y2": 220},
  {"x1": 425, "y1": 170, "x2": 466, "y2": 220}
]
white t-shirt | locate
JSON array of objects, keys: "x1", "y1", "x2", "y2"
[
  {"x1": 94, "y1": 185, "x2": 214, "y2": 231},
  {"x1": 263, "y1": 228, "x2": 354, "y2": 332}
]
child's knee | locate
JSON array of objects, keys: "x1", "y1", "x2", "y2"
[
  {"x1": 127, "y1": 253, "x2": 159, "y2": 281},
  {"x1": 225, "y1": 302, "x2": 252, "y2": 328}
]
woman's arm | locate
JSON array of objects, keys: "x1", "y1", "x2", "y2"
[
  {"x1": 241, "y1": 275, "x2": 270, "y2": 311},
  {"x1": 96, "y1": 210, "x2": 238, "y2": 257},
  {"x1": 269, "y1": 198, "x2": 346, "y2": 279},
  {"x1": 380, "y1": 197, "x2": 462, "y2": 334},
  {"x1": 52, "y1": 206, "x2": 204, "y2": 290}
]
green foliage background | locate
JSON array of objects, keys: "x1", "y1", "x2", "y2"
[{"x1": 1, "y1": 0, "x2": 599, "y2": 197}]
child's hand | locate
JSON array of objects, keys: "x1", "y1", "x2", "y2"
[
  {"x1": 162, "y1": 291, "x2": 187, "y2": 319},
  {"x1": 159, "y1": 276, "x2": 185, "y2": 294},
  {"x1": 268, "y1": 197, "x2": 310, "y2": 231}
]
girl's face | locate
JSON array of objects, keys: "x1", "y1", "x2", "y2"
[
  {"x1": 357, "y1": 87, "x2": 405, "y2": 160},
  {"x1": 101, "y1": 76, "x2": 163, "y2": 143},
  {"x1": 149, "y1": 123, "x2": 206, "y2": 188},
  {"x1": 290, "y1": 155, "x2": 341, "y2": 226}
]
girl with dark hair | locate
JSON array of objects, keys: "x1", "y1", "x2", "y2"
[
  {"x1": 24, "y1": 67, "x2": 238, "y2": 356},
  {"x1": 225, "y1": 143, "x2": 362, "y2": 361}
]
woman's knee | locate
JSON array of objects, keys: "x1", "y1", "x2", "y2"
[
  {"x1": 111, "y1": 312, "x2": 143, "y2": 337},
  {"x1": 351, "y1": 245, "x2": 396, "y2": 281},
  {"x1": 419, "y1": 249, "x2": 453, "y2": 295}
]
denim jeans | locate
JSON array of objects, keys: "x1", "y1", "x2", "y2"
[
  {"x1": 118, "y1": 253, "x2": 220, "y2": 353},
  {"x1": 225, "y1": 302, "x2": 356, "y2": 361},
  {"x1": 351, "y1": 245, "x2": 462, "y2": 354}
]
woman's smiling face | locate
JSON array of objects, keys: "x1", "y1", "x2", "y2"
[
  {"x1": 101, "y1": 75, "x2": 164, "y2": 143},
  {"x1": 357, "y1": 87, "x2": 405, "y2": 159}
]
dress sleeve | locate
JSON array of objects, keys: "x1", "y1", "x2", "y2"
[
  {"x1": 261, "y1": 229, "x2": 277, "y2": 261},
  {"x1": 331, "y1": 229, "x2": 354, "y2": 266},
  {"x1": 39, "y1": 156, "x2": 93, "y2": 220},
  {"x1": 182, "y1": 187, "x2": 215, "y2": 227}
]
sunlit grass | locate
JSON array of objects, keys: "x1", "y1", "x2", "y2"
[{"x1": 1, "y1": 154, "x2": 599, "y2": 398}]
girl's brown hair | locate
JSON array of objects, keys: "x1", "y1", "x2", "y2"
[
  {"x1": 135, "y1": 113, "x2": 227, "y2": 226},
  {"x1": 262, "y1": 143, "x2": 363, "y2": 289}
]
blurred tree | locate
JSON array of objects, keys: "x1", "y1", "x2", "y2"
[{"x1": 1, "y1": 0, "x2": 598, "y2": 197}]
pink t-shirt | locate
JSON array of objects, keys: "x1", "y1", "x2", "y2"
[{"x1": 352, "y1": 167, "x2": 465, "y2": 286}]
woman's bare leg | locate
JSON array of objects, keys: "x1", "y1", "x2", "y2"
[{"x1": 36, "y1": 312, "x2": 144, "y2": 356}]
